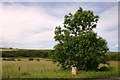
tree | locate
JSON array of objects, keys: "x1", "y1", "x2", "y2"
[{"x1": 52, "y1": 7, "x2": 109, "y2": 70}]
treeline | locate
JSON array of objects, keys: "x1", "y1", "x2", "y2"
[
  {"x1": 1, "y1": 50, "x2": 120, "y2": 61},
  {"x1": 2, "y1": 50, "x2": 52, "y2": 58}
]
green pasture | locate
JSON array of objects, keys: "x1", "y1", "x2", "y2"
[{"x1": 2, "y1": 58, "x2": 119, "y2": 78}]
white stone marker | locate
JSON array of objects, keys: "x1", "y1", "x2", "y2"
[{"x1": 72, "y1": 67, "x2": 77, "y2": 77}]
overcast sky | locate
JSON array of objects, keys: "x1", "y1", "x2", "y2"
[{"x1": 0, "y1": 2, "x2": 119, "y2": 52}]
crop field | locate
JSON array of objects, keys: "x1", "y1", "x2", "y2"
[{"x1": 2, "y1": 58, "x2": 119, "y2": 78}]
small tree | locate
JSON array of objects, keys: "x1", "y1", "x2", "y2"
[{"x1": 52, "y1": 7, "x2": 109, "y2": 70}]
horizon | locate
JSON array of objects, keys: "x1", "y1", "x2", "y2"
[{"x1": 1, "y1": 47, "x2": 120, "y2": 52}]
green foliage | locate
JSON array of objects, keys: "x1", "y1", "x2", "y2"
[
  {"x1": 52, "y1": 7, "x2": 109, "y2": 70},
  {"x1": 2, "y1": 49, "x2": 119, "y2": 61},
  {"x1": 2, "y1": 50, "x2": 51, "y2": 58}
]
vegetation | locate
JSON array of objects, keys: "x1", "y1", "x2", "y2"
[
  {"x1": 2, "y1": 49, "x2": 51, "y2": 58},
  {"x1": 28, "y1": 58, "x2": 34, "y2": 61},
  {"x1": 1, "y1": 5, "x2": 119, "y2": 79},
  {"x1": 1, "y1": 48, "x2": 119, "y2": 61},
  {"x1": 53, "y1": 7, "x2": 109, "y2": 70},
  {"x1": 2, "y1": 59, "x2": 119, "y2": 78},
  {"x1": 1, "y1": 48, "x2": 119, "y2": 78}
]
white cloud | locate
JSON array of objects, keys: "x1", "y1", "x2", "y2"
[
  {"x1": 1, "y1": 3, "x2": 62, "y2": 48},
  {"x1": 114, "y1": 45, "x2": 119, "y2": 47}
]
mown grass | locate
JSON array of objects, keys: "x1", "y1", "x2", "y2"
[{"x1": 2, "y1": 58, "x2": 119, "y2": 78}]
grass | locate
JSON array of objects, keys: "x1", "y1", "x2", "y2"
[{"x1": 2, "y1": 58, "x2": 119, "y2": 78}]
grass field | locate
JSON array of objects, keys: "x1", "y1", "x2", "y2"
[{"x1": 2, "y1": 58, "x2": 119, "y2": 78}]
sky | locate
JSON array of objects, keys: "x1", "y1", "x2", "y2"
[
  {"x1": 1, "y1": 0, "x2": 120, "y2": 2},
  {"x1": 0, "y1": 2, "x2": 119, "y2": 52}
]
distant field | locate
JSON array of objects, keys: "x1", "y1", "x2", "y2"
[{"x1": 2, "y1": 58, "x2": 119, "y2": 78}]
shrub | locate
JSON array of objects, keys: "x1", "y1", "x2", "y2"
[
  {"x1": 17, "y1": 59, "x2": 21, "y2": 61},
  {"x1": 2, "y1": 58, "x2": 6, "y2": 61},
  {"x1": 98, "y1": 64, "x2": 110, "y2": 71},
  {"x1": 6, "y1": 58, "x2": 16, "y2": 61},
  {"x1": 29, "y1": 58, "x2": 34, "y2": 61},
  {"x1": 36, "y1": 59, "x2": 40, "y2": 61}
]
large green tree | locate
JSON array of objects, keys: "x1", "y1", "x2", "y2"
[{"x1": 52, "y1": 7, "x2": 109, "y2": 70}]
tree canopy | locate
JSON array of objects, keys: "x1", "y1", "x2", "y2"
[{"x1": 52, "y1": 7, "x2": 109, "y2": 70}]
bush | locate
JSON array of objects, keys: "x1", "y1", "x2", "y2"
[
  {"x1": 98, "y1": 64, "x2": 110, "y2": 71},
  {"x1": 36, "y1": 59, "x2": 40, "y2": 61},
  {"x1": 3, "y1": 58, "x2": 17, "y2": 61},
  {"x1": 2, "y1": 58, "x2": 6, "y2": 61},
  {"x1": 17, "y1": 59, "x2": 21, "y2": 61},
  {"x1": 6, "y1": 58, "x2": 16, "y2": 61},
  {"x1": 29, "y1": 58, "x2": 34, "y2": 61}
]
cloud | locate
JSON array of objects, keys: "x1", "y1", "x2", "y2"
[
  {"x1": 114, "y1": 45, "x2": 119, "y2": 47},
  {"x1": 1, "y1": 3, "x2": 62, "y2": 49}
]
